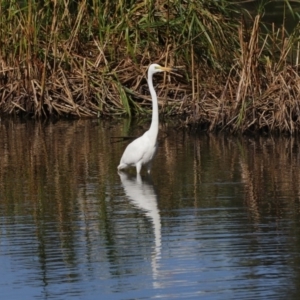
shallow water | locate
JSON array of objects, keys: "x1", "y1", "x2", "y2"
[{"x1": 1, "y1": 119, "x2": 300, "y2": 299}]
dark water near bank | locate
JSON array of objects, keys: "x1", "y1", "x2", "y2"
[
  {"x1": 239, "y1": 0, "x2": 300, "y2": 32},
  {"x1": 1, "y1": 119, "x2": 300, "y2": 299}
]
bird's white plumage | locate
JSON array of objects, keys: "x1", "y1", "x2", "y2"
[
  {"x1": 117, "y1": 63, "x2": 174, "y2": 174},
  {"x1": 118, "y1": 130, "x2": 158, "y2": 173}
]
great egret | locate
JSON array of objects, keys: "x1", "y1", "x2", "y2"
[{"x1": 117, "y1": 63, "x2": 176, "y2": 174}]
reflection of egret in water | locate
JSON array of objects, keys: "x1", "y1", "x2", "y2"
[{"x1": 118, "y1": 171, "x2": 161, "y2": 286}]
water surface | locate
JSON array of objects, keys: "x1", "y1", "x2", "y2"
[{"x1": 1, "y1": 119, "x2": 300, "y2": 299}]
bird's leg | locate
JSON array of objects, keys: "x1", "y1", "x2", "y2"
[
  {"x1": 136, "y1": 162, "x2": 142, "y2": 174},
  {"x1": 136, "y1": 173, "x2": 142, "y2": 184}
]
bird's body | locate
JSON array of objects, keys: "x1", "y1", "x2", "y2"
[
  {"x1": 117, "y1": 130, "x2": 158, "y2": 174},
  {"x1": 117, "y1": 63, "x2": 175, "y2": 174}
]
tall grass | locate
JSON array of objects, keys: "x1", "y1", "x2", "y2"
[
  {"x1": 1, "y1": 0, "x2": 300, "y2": 133},
  {"x1": 0, "y1": 0, "x2": 239, "y2": 117}
]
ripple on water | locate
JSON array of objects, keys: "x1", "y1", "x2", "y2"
[{"x1": 1, "y1": 121, "x2": 300, "y2": 300}]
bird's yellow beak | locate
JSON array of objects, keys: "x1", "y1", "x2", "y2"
[{"x1": 156, "y1": 66, "x2": 177, "y2": 72}]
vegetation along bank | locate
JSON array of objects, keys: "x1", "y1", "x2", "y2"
[{"x1": 1, "y1": 0, "x2": 300, "y2": 134}]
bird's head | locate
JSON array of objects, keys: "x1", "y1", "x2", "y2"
[{"x1": 149, "y1": 63, "x2": 177, "y2": 75}]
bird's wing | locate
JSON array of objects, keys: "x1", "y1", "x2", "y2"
[{"x1": 120, "y1": 135, "x2": 147, "y2": 165}]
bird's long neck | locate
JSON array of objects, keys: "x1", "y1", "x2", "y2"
[{"x1": 148, "y1": 71, "x2": 159, "y2": 141}]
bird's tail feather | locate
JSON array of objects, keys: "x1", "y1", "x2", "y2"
[{"x1": 117, "y1": 163, "x2": 126, "y2": 170}]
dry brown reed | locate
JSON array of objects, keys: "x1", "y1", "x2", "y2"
[
  {"x1": 1, "y1": 1, "x2": 300, "y2": 134},
  {"x1": 184, "y1": 14, "x2": 300, "y2": 134},
  {"x1": 0, "y1": 0, "x2": 240, "y2": 118}
]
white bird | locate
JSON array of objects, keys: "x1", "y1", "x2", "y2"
[{"x1": 117, "y1": 63, "x2": 176, "y2": 174}]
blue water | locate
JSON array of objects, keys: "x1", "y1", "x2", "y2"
[{"x1": 1, "y1": 119, "x2": 300, "y2": 299}]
